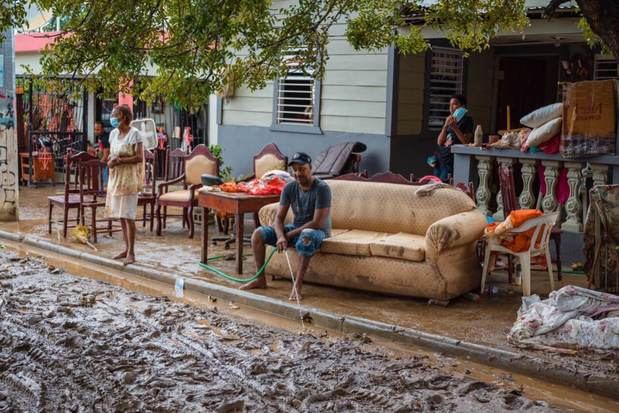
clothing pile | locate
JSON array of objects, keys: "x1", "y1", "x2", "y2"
[
  {"x1": 508, "y1": 285, "x2": 619, "y2": 351},
  {"x1": 219, "y1": 170, "x2": 293, "y2": 196}
]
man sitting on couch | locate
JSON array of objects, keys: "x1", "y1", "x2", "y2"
[{"x1": 241, "y1": 152, "x2": 331, "y2": 300}]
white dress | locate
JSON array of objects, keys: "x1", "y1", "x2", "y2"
[{"x1": 105, "y1": 127, "x2": 144, "y2": 220}]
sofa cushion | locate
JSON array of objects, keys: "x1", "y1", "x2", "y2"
[
  {"x1": 326, "y1": 180, "x2": 476, "y2": 236},
  {"x1": 320, "y1": 230, "x2": 387, "y2": 257},
  {"x1": 369, "y1": 233, "x2": 426, "y2": 262}
]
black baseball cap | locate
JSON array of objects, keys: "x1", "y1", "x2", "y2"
[{"x1": 289, "y1": 152, "x2": 312, "y2": 165}]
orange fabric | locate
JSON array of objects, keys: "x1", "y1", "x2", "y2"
[
  {"x1": 509, "y1": 209, "x2": 543, "y2": 227},
  {"x1": 485, "y1": 209, "x2": 543, "y2": 252},
  {"x1": 220, "y1": 182, "x2": 241, "y2": 192}
]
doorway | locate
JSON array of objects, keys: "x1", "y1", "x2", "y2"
[{"x1": 495, "y1": 55, "x2": 559, "y2": 131}]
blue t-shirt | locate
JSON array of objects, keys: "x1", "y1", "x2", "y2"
[{"x1": 280, "y1": 178, "x2": 331, "y2": 235}]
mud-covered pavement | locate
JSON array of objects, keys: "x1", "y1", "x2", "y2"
[{"x1": 0, "y1": 251, "x2": 563, "y2": 412}]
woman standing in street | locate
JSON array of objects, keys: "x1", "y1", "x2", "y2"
[{"x1": 105, "y1": 105, "x2": 143, "y2": 265}]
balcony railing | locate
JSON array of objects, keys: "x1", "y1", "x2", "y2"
[{"x1": 451, "y1": 145, "x2": 619, "y2": 233}]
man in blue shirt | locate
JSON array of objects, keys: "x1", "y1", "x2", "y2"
[{"x1": 241, "y1": 152, "x2": 331, "y2": 300}]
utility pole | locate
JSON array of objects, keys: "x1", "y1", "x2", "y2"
[{"x1": 0, "y1": 28, "x2": 19, "y2": 221}]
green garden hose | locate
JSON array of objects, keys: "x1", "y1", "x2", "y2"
[{"x1": 198, "y1": 249, "x2": 277, "y2": 283}]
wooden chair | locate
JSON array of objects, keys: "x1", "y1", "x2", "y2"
[
  {"x1": 166, "y1": 147, "x2": 187, "y2": 181},
  {"x1": 482, "y1": 212, "x2": 559, "y2": 296},
  {"x1": 497, "y1": 161, "x2": 562, "y2": 282},
  {"x1": 137, "y1": 149, "x2": 157, "y2": 232},
  {"x1": 249, "y1": 143, "x2": 287, "y2": 227},
  {"x1": 156, "y1": 144, "x2": 219, "y2": 238},
  {"x1": 251, "y1": 143, "x2": 288, "y2": 180},
  {"x1": 74, "y1": 153, "x2": 118, "y2": 243},
  {"x1": 48, "y1": 149, "x2": 83, "y2": 238},
  {"x1": 162, "y1": 147, "x2": 188, "y2": 230},
  {"x1": 214, "y1": 143, "x2": 288, "y2": 249}
]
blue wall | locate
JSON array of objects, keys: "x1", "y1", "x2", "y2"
[{"x1": 218, "y1": 125, "x2": 390, "y2": 178}]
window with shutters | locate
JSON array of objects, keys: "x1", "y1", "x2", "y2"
[
  {"x1": 594, "y1": 55, "x2": 618, "y2": 80},
  {"x1": 272, "y1": 54, "x2": 322, "y2": 134},
  {"x1": 427, "y1": 47, "x2": 464, "y2": 131}
]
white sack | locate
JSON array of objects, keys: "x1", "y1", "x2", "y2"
[
  {"x1": 520, "y1": 102, "x2": 563, "y2": 128},
  {"x1": 525, "y1": 117, "x2": 562, "y2": 147}
]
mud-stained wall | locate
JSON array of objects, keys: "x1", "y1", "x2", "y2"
[{"x1": 0, "y1": 30, "x2": 18, "y2": 221}]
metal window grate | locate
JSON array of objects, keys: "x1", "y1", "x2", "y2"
[
  {"x1": 594, "y1": 55, "x2": 618, "y2": 80},
  {"x1": 428, "y1": 47, "x2": 464, "y2": 131},
  {"x1": 277, "y1": 58, "x2": 315, "y2": 125}
]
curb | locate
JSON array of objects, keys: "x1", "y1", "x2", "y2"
[{"x1": 1, "y1": 230, "x2": 617, "y2": 400}]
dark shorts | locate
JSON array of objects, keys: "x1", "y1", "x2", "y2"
[{"x1": 259, "y1": 224, "x2": 327, "y2": 257}]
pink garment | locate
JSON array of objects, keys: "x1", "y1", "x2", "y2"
[
  {"x1": 537, "y1": 165, "x2": 569, "y2": 205},
  {"x1": 539, "y1": 135, "x2": 560, "y2": 154}
]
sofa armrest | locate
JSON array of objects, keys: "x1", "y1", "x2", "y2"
[
  {"x1": 258, "y1": 202, "x2": 294, "y2": 226},
  {"x1": 425, "y1": 209, "x2": 486, "y2": 262},
  {"x1": 258, "y1": 203, "x2": 280, "y2": 226}
]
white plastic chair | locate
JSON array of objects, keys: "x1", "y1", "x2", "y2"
[{"x1": 481, "y1": 212, "x2": 559, "y2": 296}]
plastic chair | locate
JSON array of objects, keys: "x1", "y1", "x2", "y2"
[{"x1": 481, "y1": 212, "x2": 559, "y2": 296}]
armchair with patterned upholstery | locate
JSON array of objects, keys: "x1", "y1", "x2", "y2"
[{"x1": 156, "y1": 144, "x2": 219, "y2": 238}]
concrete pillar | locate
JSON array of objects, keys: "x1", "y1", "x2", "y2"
[
  {"x1": 518, "y1": 159, "x2": 537, "y2": 209},
  {"x1": 541, "y1": 161, "x2": 560, "y2": 213},
  {"x1": 475, "y1": 156, "x2": 493, "y2": 215},
  {"x1": 562, "y1": 162, "x2": 584, "y2": 232},
  {"x1": 0, "y1": 29, "x2": 18, "y2": 221}
]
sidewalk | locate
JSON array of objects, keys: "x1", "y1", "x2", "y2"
[{"x1": 5, "y1": 186, "x2": 618, "y2": 400}]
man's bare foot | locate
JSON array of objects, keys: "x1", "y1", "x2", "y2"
[
  {"x1": 240, "y1": 277, "x2": 267, "y2": 290},
  {"x1": 113, "y1": 251, "x2": 127, "y2": 260},
  {"x1": 289, "y1": 289, "x2": 303, "y2": 301},
  {"x1": 123, "y1": 254, "x2": 135, "y2": 266}
]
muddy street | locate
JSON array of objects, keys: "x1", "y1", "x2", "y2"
[{"x1": 0, "y1": 251, "x2": 562, "y2": 412}]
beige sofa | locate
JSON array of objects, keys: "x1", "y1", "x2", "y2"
[{"x1": 258, "y1": 180, "x2": 487, "y2": 301}]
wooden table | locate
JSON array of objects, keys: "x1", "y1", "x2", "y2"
[{"x1": 198, "y1": 191, "x2": 280, "y2": 274}]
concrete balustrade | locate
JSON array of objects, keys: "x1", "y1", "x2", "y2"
[{"x1": 452, "y1": 146, "x2": 619, "y2": 233}]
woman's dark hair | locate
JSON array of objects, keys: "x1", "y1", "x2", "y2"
[
  {"x1": 113, "y1": 104, "x2": 133, "y2": 123},
  {"x1": 451, "y1": 94, "x2": 467, "y2": 107}
]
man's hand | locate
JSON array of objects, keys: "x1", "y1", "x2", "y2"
[
  {"x1": 446, "y1": 115, "x2": 457, "y2": 127},
  {"x1": 276, "y1": 236, "x2": 288, "y2": 252}
]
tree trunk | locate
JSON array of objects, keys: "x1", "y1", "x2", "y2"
[{"x1": 576, "y1": 0, "x2": 619, "y2": 59}]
